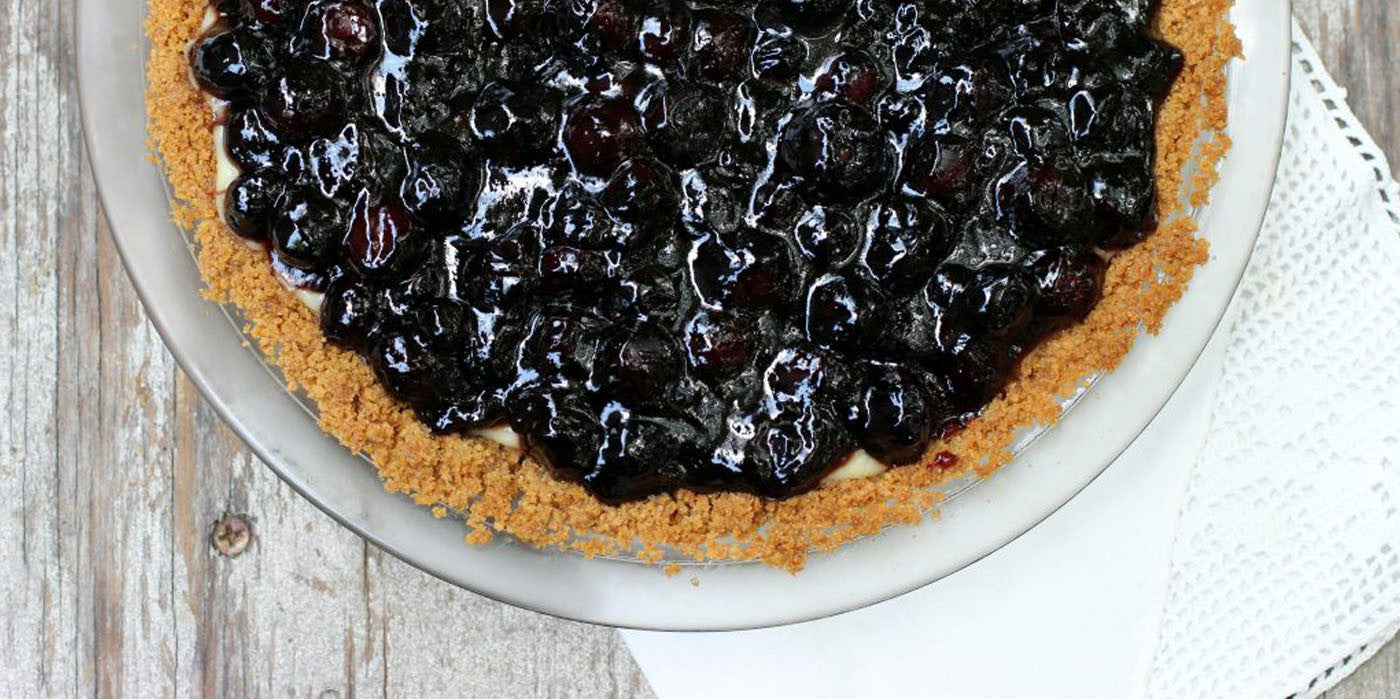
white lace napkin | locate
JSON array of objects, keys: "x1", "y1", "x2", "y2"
[
  {"x1": 1146, "y1": 26, "x2": 1400, "y2": 698},
  {"x1": 623, "y1": 26, "x2": 1400, "y2": 698}
]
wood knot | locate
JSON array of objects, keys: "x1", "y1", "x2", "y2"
[{"x1": 211, "y1": 513, "x2": 252, "y2": 557}]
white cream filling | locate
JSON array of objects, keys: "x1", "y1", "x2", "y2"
[
  {"x1": 212, "y1": 124, "x2": 239, "y2": 221},
  {"x1": 821, "y1": 450, "x2": 890, "y2": 484},
  {"x1": 474, "y1": 425, "x2": 522, "y2": 450},
  {"x1": 272, "y1": 280, "x2": 326, "y2": 315}
]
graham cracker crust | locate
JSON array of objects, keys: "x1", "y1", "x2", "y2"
[{"x1": 144, "y1": 0, "x2": 1237, "y2": 571}]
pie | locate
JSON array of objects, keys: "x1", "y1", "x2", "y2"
[{"x1": 146, "y1": 0, "x2": 1236, "y2": 570}]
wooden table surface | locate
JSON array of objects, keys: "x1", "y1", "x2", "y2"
[{"x1": 0, "y1": 0, "x2": 1395, "y2": 696}]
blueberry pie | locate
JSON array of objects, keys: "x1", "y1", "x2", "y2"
[{"x1": 147, "y1": 0, "x2": 1237, "y2": 569}]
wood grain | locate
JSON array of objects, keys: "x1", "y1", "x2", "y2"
[
  {"x1": 1, "y1": 0, "x2": 1397, "y2": 696},
  {"x1": 0, "y1": 0, "x2": 652, "y2": 696},
  {"x1": 3, "y1": 0, "x2": 92, "y2": 694}
]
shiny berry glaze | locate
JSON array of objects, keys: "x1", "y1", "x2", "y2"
[{"x1": 195, "y1": 0, "x2": 1182, "y2": 503}]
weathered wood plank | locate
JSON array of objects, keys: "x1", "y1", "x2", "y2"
[
  {"x1": 166, "y1": 381, "x2": 652, "y2": 698},
  {"x1": 13, "y1": 0, "x2": 1396, "y2": 697},
  {"x1": 53, "y1": 20, "x2": 103, "y2": 700},
  {"x1": 92, "y1": 206, "x2": 181, "y2": 697},
  {"x1": 0, "y1": 0, "x2": 94, "y2": 695},
  {"x1": 165, "y1": 381, "x2": 652, "y2": 698},
  {"x1": 171, "y1": 376, "x2": 388, "y2": 698},
  {"x1": 370, "y1": 549, "x2": 651, "y2": 698},
  {"x1": 1325, "y1": 636, "x2": 1400, "y2": 699}
]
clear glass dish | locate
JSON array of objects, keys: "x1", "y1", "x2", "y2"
[{"x1": 78, "y1": 0, "x2": 1291, "y2": 630}]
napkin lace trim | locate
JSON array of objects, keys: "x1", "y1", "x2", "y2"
[
  {"x1": 1293, "y1": 36, "x2": 1400, "y2": 229},
  {"x1": 1288, "y1": 31, "x2": 1400, "y2": 695}
]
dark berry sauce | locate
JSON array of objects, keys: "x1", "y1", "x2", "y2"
[{"x1": 194, "y1": 0, "x2": 1182, "y2": 503}]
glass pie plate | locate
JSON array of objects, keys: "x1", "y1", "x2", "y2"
[{"x1": 78, "y1": 0, "x2": 1291, "y2": 630}]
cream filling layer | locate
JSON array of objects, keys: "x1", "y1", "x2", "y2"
[{"x1": 822, "y1": 450, "x2": 889, "y2": 484}]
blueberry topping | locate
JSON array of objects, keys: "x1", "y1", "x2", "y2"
[
  {"x1": 804, "y1": 273, "x2": 866, "y2": 350},
  {"x1": 191, "y1": 28, "x2": 266, "y2": 99},
  {"x1": 468, "y1": 83, "x2": 560, "y2": 161},
  {"x1": 224, "y1": 106, "x2": 284, "y2": 171},
  {"x1": 690, "y1": 10, "x2": 755, "y2": 81},
  {"x1": 400, "y1": 133, "x2": 478, "y2": 224},
  {"x1": 195, "y1": 0, "x2": 1182, "y2": 502},
  {"x1": 300, "y1": 1, "x2": 380, "y2": 63},
  {"x1": 321, "y1": 276, "x2": 382, "y2": 351},
  {"x1": 562, "y1": 97, "x2": 644, "y2": 177},
  {"x1": 224, "y1": 170, "x2": 284, "y2": 241},
  {"x1": 781, "y1": 101, "x2": 892, "y2": 201},
  {"x1": 792, "y1": 205, "x2": 859, "y2": 267},
  {"x1": 847, "y1": 366, "x2": 941, "y2": 464},
  {"x1": 767, "y1": 0, "x2": 852, "y2": 36},
  {"x1": 258, "y1": 61, "x2": 346, "y2": 134},
  {"x1": 345, "y1": 199, "x2": 419, "y2": 277},
  {"x1": 271, "y1": 188, "x2": 343, "y2": 269},
  {"x1": 638, "y1": 0, "x2": 693, "y2": 64},
  {"x1": 1030, "y1": 247, "x2": 1106, "y2": 323}
]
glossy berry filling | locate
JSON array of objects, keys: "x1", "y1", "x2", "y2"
[{"x1": 194, "y1": 0, "x2": 1181, "y2": 503}]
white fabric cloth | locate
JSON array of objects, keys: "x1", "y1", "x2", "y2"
[
  {"x1": 622, "y1": 26, "x2": 1400, "y2": 698},
  {"x1": 1147, "y1": 26, "x2": 1400, "y2": 698}
]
